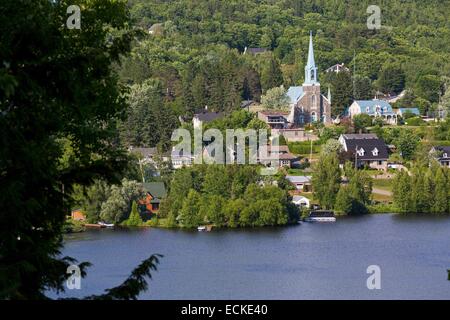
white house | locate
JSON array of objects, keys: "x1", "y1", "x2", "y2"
[
  {"x1": 292, "y1": 195, "x2": 310, "y2": 208},
  {"x1": 348, "y1": 100, "x2": 397, "y2": 125},
  {"x1": 286, "y1": 175, "x2": 312, "y2": 192}
]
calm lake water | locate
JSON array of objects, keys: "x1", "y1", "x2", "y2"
[{"x1": 50, "y1": 214, "x2": 450, "y2": 299}]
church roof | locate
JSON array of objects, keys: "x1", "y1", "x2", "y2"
[{"x1": 286, "y1": 86, "x2": 304, "y2": 104}]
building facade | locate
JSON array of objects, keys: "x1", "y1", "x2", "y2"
[{"x1": 286, "y1": 32, "x2": 332, "y2": 125}]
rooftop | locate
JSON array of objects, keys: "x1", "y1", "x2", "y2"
[
  {"x1": 143, "y1": 182, "x2": 167, "y2": 199},
  {"x1": 286, "y1": 86, "x2": 304, "y2": 104},
  {"x1": 286, "y1": 175, "x2": 312, "y2": 184},
  {"x1": 193, "y1": 111, "x2": 224, "y2": 122}
]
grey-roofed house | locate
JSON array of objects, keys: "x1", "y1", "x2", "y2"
[
  {"x1": 286, "y1": 175, "x2": 312, "y2": 192},
  {"x1": 129, "y1": 147, "x2": 158, "y2": 164},
  {"x1": 338, "y1": 134, "x2": 389, "y2": 170},
  {"x1": 348, "y1": 100, "x2": 397, "y2": 125},
  {"x1": 259, "y1": 145, "x2": 298, "y2": 168},
  {"x1": 193, "y1": 109, "x2": 224, "y2": 129},
  {"x1": 430, "y1": 146, "x2": 450, "y2": 168},
  {"x1": 243, "y1": 47, "x2": 267, "y2": 55}
]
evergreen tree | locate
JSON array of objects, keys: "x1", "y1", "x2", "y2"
[
  {"x1": 122, "y1": 202, "x2": 144, "y2": 226},
  {"x1": 393, "y1": 170, "x2": 412, "y2": 213},
  {"x1": 431, "y1": 167, "x2": 449, "y2": 214},
  {"x1": 334, "y1": 186, "x2": 353, "y2": 215},
  {"x1": 260, "y1": 56, "x2": 283, "y2": 91},
  {"x1": 179, "y1": 189, "x2": 202, "y2": 228}
]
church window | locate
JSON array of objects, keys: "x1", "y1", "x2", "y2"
[{"x1": 311, "y1": 112, "x2": 317, "y2": 122}]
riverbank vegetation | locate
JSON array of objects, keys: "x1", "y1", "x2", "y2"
[
  {"x1": 393, "y1": 164, "x2": 450, "y2": 214},
  {"x1": 158, "y1": 165, "x2": 299, "y2": 228}
]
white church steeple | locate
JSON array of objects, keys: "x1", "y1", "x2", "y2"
[{"x1": 304, "y1": 31, "x2": 319, "y2": 85}]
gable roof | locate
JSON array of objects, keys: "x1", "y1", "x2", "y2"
[
  {"x1": 286, "y1": 86, "x2": 304, "y2": 104},
  {"x1": 354, "y1": 100, "x2": 395, "y2": 115},
  {"x1": 342, "y1": 134, "x2": 388, "y2": 160},
  {"x1": 433, "y1": 146, "x2": 450, "y2": 159},
  {"x1": 143, "y1": 182, "x2": 167, "y2": 198}
]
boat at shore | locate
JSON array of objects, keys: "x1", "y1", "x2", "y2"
[
  {"x1": 84, "y1": 222, "x2": 115, "y2": 228},
  {"x1": 304, "y1": 210, "x2": 336, "y2": 222},
  {"x1": 197, "y1": 225, "x2": 213, "y2": 232},
  {"x1": 98, "y1": 222, "x2": 114, "y2": 228}
]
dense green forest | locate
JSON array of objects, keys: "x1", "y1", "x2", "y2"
[
  {"x1": 159, "y1": 164, "x2": 299, "y2": 227},
  {"x1": 118, "y1": 0, "x2": 450, "y2": 150}
]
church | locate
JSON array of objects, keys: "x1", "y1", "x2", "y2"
[{"x1": 286, "y1": 32, "x2": 332, "y2": 125}]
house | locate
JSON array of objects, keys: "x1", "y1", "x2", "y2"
[
  {"x1": 292, "y1": 195, "x2": 310, "y2": 208},
  {"x1": 325, "y1": 63, "x2": 350, "y2": 74},
  {"x1": 171, "y1": 148, "x2": 193, "y2": 169},
  {"x1": 71, "y1": 209, "x2": 86, "y2": 221},
  {"x1": 129, "y1": 147, "x2": 158, "y2": 164},
  {"x1": 286, "y1": 175, "x2": 312, "y2": 192},
  {"x1": 257, "y1": 110, "x2": 290, "y2": 129},
  {"x1": 273, "y1": 127, "x2": 318, "y2": 142},
  {"x1": 243, "y1": 47, "x2": 267, "y2": 55},
  {"x1": 338, "y1": 134, "x2": 389, "y2": 170},
  {"x1": 396, "y1": 108, "x2": 420, "y2": 117},
  {"x1": 348, "y1": 100, "x2": 397, "y2": 125},
  {"x1": 193, "y1": 108, "x2": 224, "y2": 129},
  {"x1": 139, "y1": 182, "x2": 167, "y2": 219},
  {"x1": 259, "y1": 145, "x2": 298, "y2": 168},
  {"x1": 430, "y1": 146, "x2": 450, "y2": 168}
]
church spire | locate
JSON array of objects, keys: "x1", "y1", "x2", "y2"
[{"x1": 304, "y1": 31, "x2": 319, "y2": 85}]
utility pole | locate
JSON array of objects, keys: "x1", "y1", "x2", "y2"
[{"x1": 353, "y1": 50, "x2": 356, "y2": 99}]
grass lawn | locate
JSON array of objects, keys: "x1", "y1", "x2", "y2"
[
  {"x1": 372, "y1": 179, "x2": 394, "y2": 192},
  {"x1": 372, "y1": 193, "x2": 393, "y2": 203},
  {"x1": 287, "y1": 168, "x2": 313, "y2": 175}
]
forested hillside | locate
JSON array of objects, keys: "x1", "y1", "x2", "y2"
[{"x1": 119, "y1": 0, "x2": 450, "y2": 149}]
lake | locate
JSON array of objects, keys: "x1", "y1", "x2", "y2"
[{"x1": 50, "y1": 214, "x2": 450, "y2": 299}]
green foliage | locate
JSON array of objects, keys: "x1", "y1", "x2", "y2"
[
  {"x1": 323, "y1": 71, "x2": 353, "y2": 117},
  {"x1": 312, "y1": 153, "x2": 341, "y2": 209},
  {"x1": 288, "y1": 141, "x2": 320, "y2": 155},
  {"x1": 0, "y1": 0, "x2": 136, "y2": 299},
  {"x1": 100, "y1": 179, "x2": 145, "y2": 223},
  {"x1": 260, "y1": 86, "x2": 289, "y2": 110},
  {"x1": 393, "y1": 165, "x2": 450, "y2": 214},
  {"x1": 394, "y1": 130, "x2": 421, "y2": 160},
  {"x1": 73, "y1": 180, "x2": 111, "y2": 223},
  {"x1": 334, "y1": 187, "x2": 353, "y2": 215},
  {"x1": 63, "y1": 219, "x2": 86, "y2": 234},
  {"x1": 404, "y1": 116, "x2": 426, "y2": 126},
  {"x1": 122, "y1": 202, "x2": 144, "y2": 226},
  {"x1": 353, "y1": 114, "x2": 373, "y2": 132},
  {"x1": 320, "y1": 139, "x2": 342, "y2": 155},
  {"x1": 163, "y1": 165, "x2": 297, "y2": 228},
  {"x1": 376, "y1": 63, "x2": 405, "y2": 95}
]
